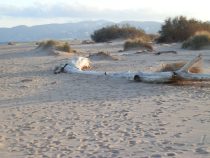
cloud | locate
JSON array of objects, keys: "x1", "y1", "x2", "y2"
[
  {"x1": 0, "y1": 3, "x2": 168, "y2": 21},
  {"x1": 0, "y1": 2, "x2": 209, "y2": 23}
]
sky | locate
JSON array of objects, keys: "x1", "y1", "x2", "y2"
[{"x1": 0, "y1": 0, "x2": 210, "y2": 27}]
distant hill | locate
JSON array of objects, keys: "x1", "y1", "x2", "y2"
[
  {"x1": 119, "y1": 21, "x2": 162, "y2": 34},
  {"x1": 0, "y1": 20, "x2": 162, "y2": 42}
]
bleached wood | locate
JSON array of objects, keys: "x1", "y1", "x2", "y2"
[
  {"x1": 61, "y1": 54, "x2": 210, "y2": 83},
  {"x1": 134, "y1": 71, "x2": 174, "y2": 83},
  {"x1": 178, "y1": 54, "x2": 202, "y2": 72},
  {"x1": 175, "y1": 71, "x2": 210, "y2": 81},
  {"x1": 134, "y1": 54, "x2": 210, "y2": 83}
]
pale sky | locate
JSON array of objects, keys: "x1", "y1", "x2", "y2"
[{"x1": 0, "y1": 0, "x2": 210, "y2": 27}]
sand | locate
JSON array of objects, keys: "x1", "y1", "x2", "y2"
[
  {"x1": 88, "y1": 52, "x2": 119, "y2": 61},
  {"x1": 0, "y1": 41, "x2": 210, "y2": 158}
]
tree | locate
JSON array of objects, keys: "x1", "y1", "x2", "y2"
[{"x1": 158, "y1": 16, "x2": 210, "y2": 43}]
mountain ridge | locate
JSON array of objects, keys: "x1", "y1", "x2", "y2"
[{"x1": 0, "y1": 20, "x2": 162, "y2": 42}]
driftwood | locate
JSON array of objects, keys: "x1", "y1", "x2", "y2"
[
  {"x1": 155, "y1": 51, "x2": 177, "y2": 55},
  {"x1": 54, "y1": 57, "x2": 92, "y2": 74},
  {"x1": 157, "y1": 61, "x2": 203, "y2": 73},
  {"x1": 57, "y1": 54, "x2": 210, "y2": 83},
  {"x1": 134, "y1": 54, "x2": 210, "y2": 83}
]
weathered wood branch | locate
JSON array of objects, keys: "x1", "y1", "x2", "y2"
[
  {"x1": 58, "y1": 54, "x2": 210, "y2": 84},
  {"x1": 134, "y1": 54, "x2": 210, "y2": 83},
  {"x1": 178, "y1": 54, "x2": 201, "y2": 72}
]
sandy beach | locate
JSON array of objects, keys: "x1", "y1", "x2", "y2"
[{"x1": 0, "y1": 41, "x2": 210, "y2": 158}]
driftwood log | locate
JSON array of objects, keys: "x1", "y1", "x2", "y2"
[
  {"x1": 134, "y1": 54, "x2": 210, "y2": 83},
  {"x1": 59, "y1": 54, "x2": 210, "y2": 83}
]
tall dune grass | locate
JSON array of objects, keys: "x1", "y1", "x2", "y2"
[
  {"x1": 123, "y1": 38, "x2": 153, "y2": 51},
  {"x1": 38, "y1": 40, "x2": 72, "y2": 53}
]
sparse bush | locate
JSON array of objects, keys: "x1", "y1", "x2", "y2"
[
  {"x1": 38, "y1": 40, "x2": 72, "y2": 52},
  {"x1": 123, "y1": 38, "x2": 153, "y2": 51},
  {"x1": 182, "y1": 31, "x2": 210, "y2": 50},
  {"x1": 158, "y1": 16, "x2": 210, "y2": 43},
  {"x1": 91, "y1": 24, "x2": 150, "y2": 42}
]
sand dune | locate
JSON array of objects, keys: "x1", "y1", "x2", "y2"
[
  {"x1": 34, "y1": 48, "x2": 71, "y2": 56},
  {"x1": 0, "y1": 41, "x2": 210, "y2": 158},
  {"x1": 88, "y1": 51, "x2": 119, "y2": 61}
]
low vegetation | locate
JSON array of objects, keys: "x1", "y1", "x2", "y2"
[
  {"x1": 158, "y1": 16, "x2": 210, "y2": 43},
  {"x1": 91, "y1": 24, "x2": 150, "y2": 42},
  {"x1": 37, "y1": 40, "x2": 72, "y2": 53},
  {"x1": 182, "y1": 31, "x2": 210, "y2": 50},
  {"x1": 123, "y1": 38, "x2": 153, "y2": 51},
  {"x1": 88, "y1": 51, "x2": 119, "y2": 61},
  {"x1": 157, "y1": 61, "x2": 202, "y2": 73},
  {"x1": 148, "y1": 34, "x2": 159, "y2": 42}
]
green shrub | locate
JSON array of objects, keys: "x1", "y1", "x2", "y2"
[
  {"x1": 182, "y1": 31, "x2": 210, "y2": 50},
  {"x1": 158, "y1": 16, "x2": 210, "y2": 43},
  {"x1": 38, "y1": 40, "x2": 72, "y2": 52},
  {"x1": 91, "y1": 24, "x2": 150, "y2": 42},
  {"x1": 124, "y1": 38, "x2": 153, "y2": 51}
]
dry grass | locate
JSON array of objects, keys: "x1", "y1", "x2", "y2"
[
  {"x1": 157, "y1": 61, "x2": 203, "y2": 73},
  {"x1": 182, "y1": 31, "x2": 210, "y2": 50},
  {"x1": 37, "y1": 40, "x2": 72, "y2": 53},
  {"x1": 123, "y1": 38, "x2": 153, "y2": 51}
]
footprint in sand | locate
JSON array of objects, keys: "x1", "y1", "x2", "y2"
[
  {"x1": 151, "y1": 153, "x2": 162, "y2": 158},
  {"x1": 195, "y1": 147, "x2": 209, "y2": 155},
  {"x1": 166, "y1": 152, "x2": 176, "y2": 157},
  {"x1": 173, "y1": 133, "x2": 182, "y2": 138}
]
